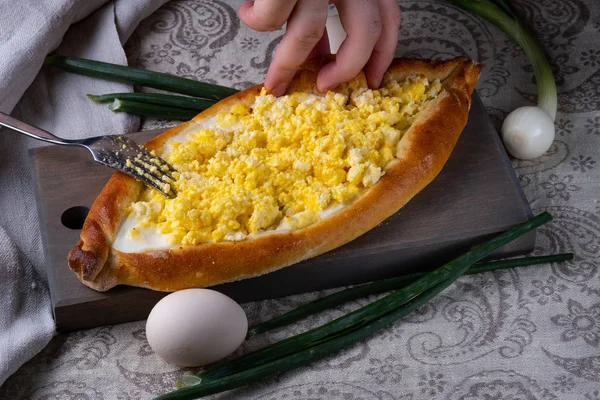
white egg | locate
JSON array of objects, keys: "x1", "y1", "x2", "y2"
[{"x1": 146, "y1": 289, "x2": 247, "y2": 367}]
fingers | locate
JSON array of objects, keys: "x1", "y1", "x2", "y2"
[
  {"x1": 241, "y1": 0, "x2": 400, "y2": 95},
  {"x1": 238, "y1": 0, "x2": 298, "y2": 32},
  {"x1": 316, "y1": 0, "x2": 382, "y2": 92},
  {"x1": 365, "y1": 0, "x2": 401, "y2": 88},
  {"x1": 264, "y1": 0, "x2": 329, "y2": 96},
  {"x1": 307, "y1": 28, "x2": 331, "y2": 60}
]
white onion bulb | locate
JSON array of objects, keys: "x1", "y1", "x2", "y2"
[{"x1": 501, "y1": 106, "x2": 555, "y2": 160}]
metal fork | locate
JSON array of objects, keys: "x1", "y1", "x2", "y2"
[{"x1": 0, "y1": 111, "x2": 177, "y2": 198}]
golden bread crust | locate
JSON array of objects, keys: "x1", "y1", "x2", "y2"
[{"x1": 68, "y1": 57, "x2": 481, "y2": 291}]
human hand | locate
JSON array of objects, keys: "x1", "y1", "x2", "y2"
[{"x1": 238, "y1": 0, "x2": 401, "y2": 96}]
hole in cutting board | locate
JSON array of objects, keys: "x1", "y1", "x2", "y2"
[{"x1": 61, "y1": 206, "x2": 90, "y2": 230}]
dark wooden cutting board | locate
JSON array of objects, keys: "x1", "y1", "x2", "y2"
[{"x1": 30, "y1": 94, "x2": 534, "y2": 331}]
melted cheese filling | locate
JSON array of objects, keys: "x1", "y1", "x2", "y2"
[{"x1": 113, "y1": 76, "x2": 442, "y2": 251}]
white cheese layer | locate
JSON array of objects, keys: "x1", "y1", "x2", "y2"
[
  {"x1": 113, "y1": 203, "x2": 348, "y2": 253},
  {"x1": 113, "y1": 215, "x2": 172, "y2": 252}
]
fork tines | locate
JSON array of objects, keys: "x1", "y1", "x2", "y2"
[{"x1": 106, "y1": 135, "x2": 177, "y2": 199}]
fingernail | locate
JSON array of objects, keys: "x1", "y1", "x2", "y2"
[
  {"x1": 316, "y1": 78, "x2": 329, "y2": 93},
  {"x1": 316, "y1": 68, "x2": 335, "y2": 93},
  {"x1": 270, "y1": 83, "x2": 288, "y2": 97},
  {"x1": 317, "y1": 80, "x2": 334, "y2": 93}
]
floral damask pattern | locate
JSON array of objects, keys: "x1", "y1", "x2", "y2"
[
  {"x1": 551, "y1": 300, "x2": 600, "y2": 347},
  {"x1": 542, "y1": 348, "x2": 600, "y2": 382},
  {"x1": 570, "y1": 155, "x2": 596, "y2": 172},
  {"x1": 251, "y1": 382, "x2": 401, "y2": 400},
  {"x1": 556, "y1": 117, "x2": 575, "y2": 136},
  {"x1": 585, "y1": 115, "x2": 600, "y2": 134},
  {"x1": 551, "y1": 375, "x2": 575, "y2": 393},
  {"x1": 219, "y1": 63, "x2": 246, "y2": 80},
  {"x1": 405, "y1": 270, "x2": 536, "y2": 364},
  {"x1": 581, "y1": 49, "x2": 600, "y2": 68},
  {"x1": 586, "y1": 390, "x2": 600, "y2": 400},
  {"x1": 2, "y1": 0, "x2": 600, "y2": 399},
  {"x1": 132, "y1": 330, "x2": 153, "y2": 357},
  {"x1": 528, "y1": 275, "x2": 567, "y2": 305},
  {"x1": 418, "y1": 372, "x2": 447, "y2": 396},
  {"x1": 541, "y1": 174, "x2": 581, "y2": 201},
  {"x1": 240, "y1": 36, "x2": 260, "y2": 50},
  {"x1": 174, "y1": 61, "x2": 210, "y2": 81},
  {"x1": 143, "y1": 43, "x2": 181, "y2": 65},
  {"x1": 446, "y1": 370, "x2": 558, "y2": 400},
  {"x1": 365, "y1": 356, "x2": 407, "y2": 384},
  {"x1": 23, "y1": 381, "x2": 104, "y2": 400}
]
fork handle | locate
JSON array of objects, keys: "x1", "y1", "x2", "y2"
[{"x1": 0, "y1": 111, "x2": 70, "y2": 145}]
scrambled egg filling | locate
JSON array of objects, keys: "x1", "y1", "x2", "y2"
[{"x1": 130, "y1": 76, "x2": 442, "y2": 244}]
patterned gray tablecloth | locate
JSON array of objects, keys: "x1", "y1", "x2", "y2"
[{"x1": 3, "y1": 0, "x2": 600, "y2": 398}]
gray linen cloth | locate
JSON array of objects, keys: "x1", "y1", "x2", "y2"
[
  {"x1": 0, "y1": 0, "x2": 169, "y2": 385},
  {"x1": 3, "y1": 1, "x2": 600, "y2": 398}
]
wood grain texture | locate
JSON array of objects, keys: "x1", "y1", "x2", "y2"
[{"x1": 30, "y1": 94, "x2": 534, "y2": 331}]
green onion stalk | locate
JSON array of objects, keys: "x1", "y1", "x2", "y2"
[
  {"x1": 246, "y1": 252, "x2": 573, "y2": 339},
  {"x1": 88, "y1": 92, "x2": 216, "y2": 112},
  {"x1": 155, "y1": 213, "x2": 552, "y2": 399},
  {"x1": 109, "y1": 99, "x2": 198, "y2": 121},
  {"x1": 448, "y1": 0, "x2": 557, "y2": 160},
  {"x1": 45, "y1": 55, "x2": 238, "y2": 101}
]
